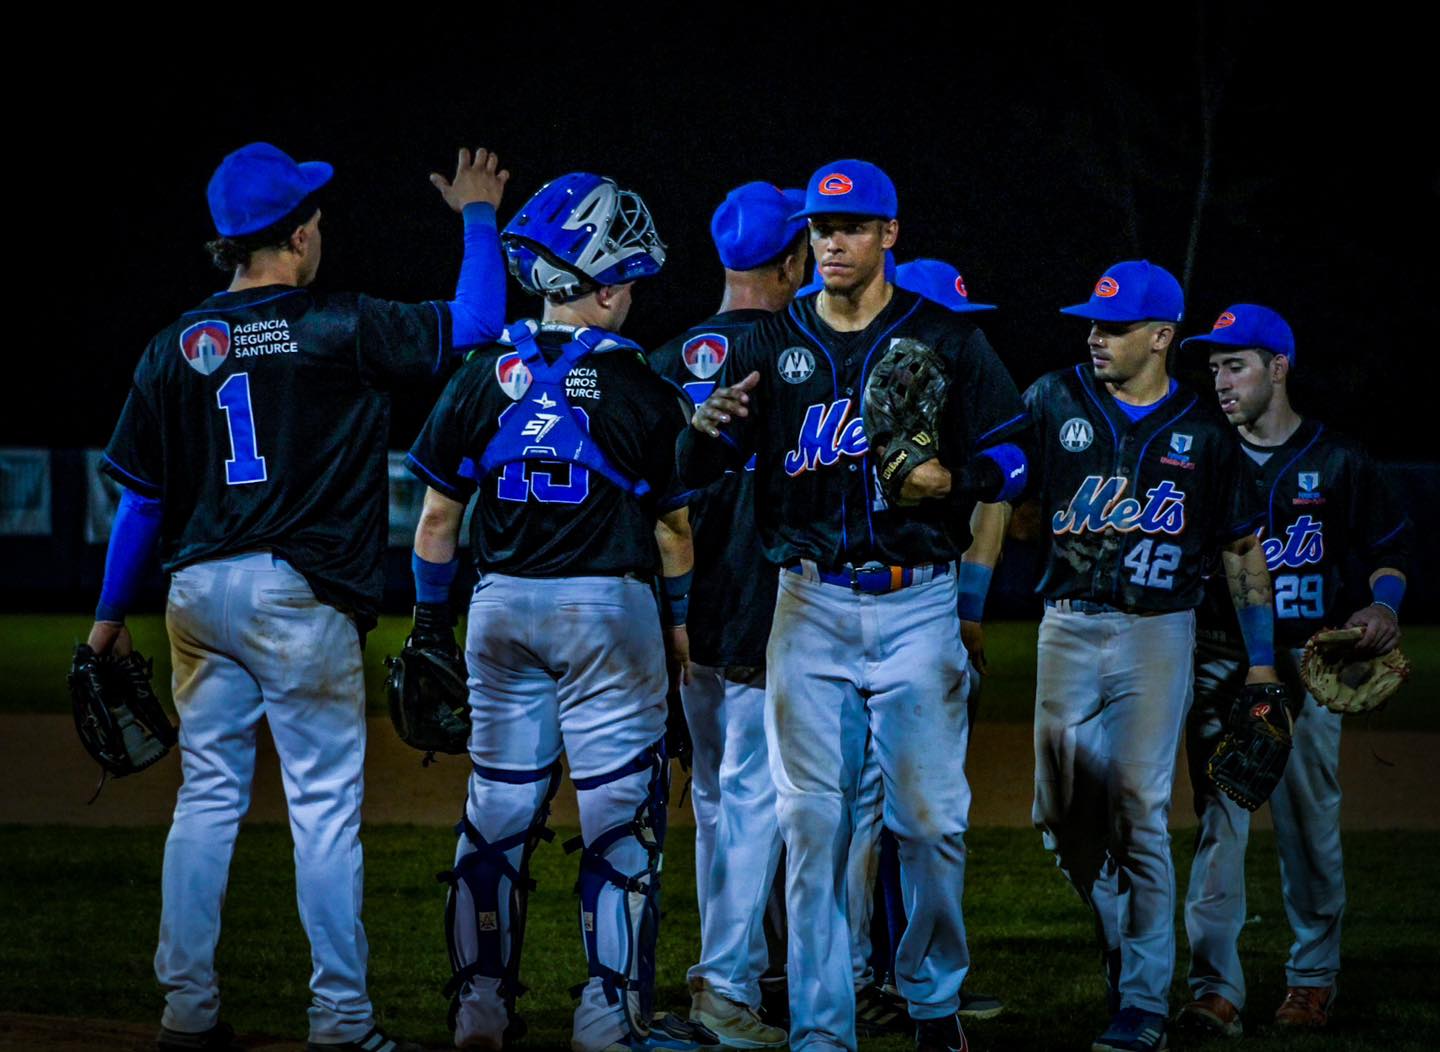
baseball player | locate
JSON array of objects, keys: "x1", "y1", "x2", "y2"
[
  {"x1": 1174, "y1": 305, "x2": 1412, "y2": 1037},
  {"x1": 678, "y1": 160, "x2": 1031, "y2": 1052},
  {"x1": 1023, "y1": 261, "x2": 1281, "y2": 1052},
  {"x1": 86, "y1": 142, "x2": 510, "y2": 1052},
  {"x1": 405, "y1": 172, "x2": 708, "y2": 1052},
  {"x1": 846, "y1": 260, "x2": 1007, "y2": 1028},
  {"x1": 648, "y1": 181, "x2": 809, "y2": 1048}
]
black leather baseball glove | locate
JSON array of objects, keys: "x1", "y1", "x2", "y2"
[{"x1": 1207, "y1": 681, "x2": 1293, "y2": 811}]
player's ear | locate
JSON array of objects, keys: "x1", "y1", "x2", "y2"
[
  {"x1": 880, "y1": 219, "x2": 899, "y2": 251},
  {"x1": 1150, "y1": 322, "x2": 1176, "y2": 353},
  {"x1": 1272, "y1": 353, "x2": 1290, "y2": 383}
]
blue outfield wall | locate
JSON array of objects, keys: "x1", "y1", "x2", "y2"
[{"x1": 2, "y1": 449, "x2": 1435, "y2": 621}]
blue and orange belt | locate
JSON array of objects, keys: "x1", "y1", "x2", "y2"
[{"x1": 786, "y1": 558, "x2": 953, "y2": 595}]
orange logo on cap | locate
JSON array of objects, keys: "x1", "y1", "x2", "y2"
[
  {"x1": 1251, "y1": 703, "x2": 1271, "y2": 719},
  {"x1": 954, "y1": 275, "x2": 969, "y2": 298},
  {"x1": 1095, "y1": 276, "x2": 1120, "y2": 298},
  {"x1": 818, "y1": 173, "x2": 853, "y2": 196},
  {"x1": 1214, "y1": 311, "x2": 1237, "y2": 329}
]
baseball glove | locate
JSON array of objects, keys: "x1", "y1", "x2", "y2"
[
  {"x1": 385, "y1": 604, "x2": 470, "y2": 763},
  {"x1": 68, "y1": 643, "x2": 177, "y2": 798},
  {"x1": 1300, "y1": 626, "x2": 1412, "y2": 714},
  {"x1": 1207, "y1": 682, "x2": 1293, "y2": 811},
  {"x1": 864, "y1": 338, "x2": 949, "y2": 506}
]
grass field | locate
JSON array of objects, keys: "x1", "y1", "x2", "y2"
[
  {"x1": 7, "y1": 615, "x2": 1440, "y2": 731},
  {"x1": 2, "y1": 824, "x2": 1437, "y2": 1050}
]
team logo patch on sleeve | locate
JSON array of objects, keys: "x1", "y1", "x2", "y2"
[
  {"x1": 495, "y1": 352, "x2": 534, "y2": 400},
  {"x1": 1059, "y1": 417, "x2": 1094, "y2": 452},
  {"x1": 178, "y1": 320, "x2": 231, "y2": 376},
  {"x1": 779, "y1": 346, "x2": 816, "y2": 384},
  {"x1": 682, "y1": 333, "x2": 728, "y2": 379}
]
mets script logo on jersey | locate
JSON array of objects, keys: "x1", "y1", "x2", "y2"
[
  {"x1": 779, "y1": 346, "x2": 816, "y2": 384},
  {"x1": 495, "y1": 352, "x2": 534, "y2": 400},
  {"x1": 818, "y1": 173, "x2": 853, "y2": 196},
  {"x1": 1294, "y1": 471, "x2": 1325, "y2": 505},
  {"x1": 1161, "y1": 432, "x2": 1197, "y2": 470},
  {"x1": 784, "y1": 399, "x2": 868, "y2": 475},
  {"x1": 1095, "y1": 276, "x2": 1120, "y2": 298},
  {"x1": 1059, "y1": 417, "x2": 1093, "y2": 452},
  {"x1": 519, "y1": 392, "x2": 562, "y2": 441},
  {"x1": 1052, "y1": 476, "x2": 1186, "y2": 535},
  {"x1": 1262, "y1": 514, "x2": 1324, "y2": 570},
  {"x1": 682, "y1": 333, "x2": 728, "y2": 380},
  {"x1": 178, "y1": 320, "x2": 231, "y2": 376}
]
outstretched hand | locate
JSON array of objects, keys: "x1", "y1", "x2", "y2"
[
  {"x1": 693, "y1": 371, "x2": 760, "y2": 437},
  {"x1": 430, "y1": 147, "x2": 510, "y2": 213}
]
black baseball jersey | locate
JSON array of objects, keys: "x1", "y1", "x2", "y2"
[
  {"x1": 1197, "y1": 418, "x2": 1412, "y2": 648},
  {"x1": 408, "y1": 323, "x2": 690, "y2": 578},
  {"x1": 103, "y1": 284, "x2": 455, "y2": 627},
  {"x1": 651, "y1": 309, "x2": 774, "y2": 668},
  {"x1": 675, "y1": 288, "x2": 1028, "y2": 567},
  {"x1": 1024, "y1": 365, "x2": 1262, "y2": 612}
]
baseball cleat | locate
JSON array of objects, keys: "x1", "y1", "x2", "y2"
[
  {"x1": 957, "y1": 989, "x2": 1005, "y2": 1021},
  {"x1": 855, "y1": 982, "x2": 909, "y2": 1035},
  {"x1": 1176, "y1": 993, "x2": 1242, "y2": 1038},
  {"x1": 305, "y1": 1025, "x2": 423, "y2": 1052},
  {"x1": 914, "y1": 1012, "x2": 969, "y2": 1052},
  {"x1": 1091, "y1": 1007, "x2": 1168, "y2": 1052},
  {"x1": 1274, "y1": 984, "x2": 1335, "y2": 1027},
  {"x1": 156, "y1": 1022, "x2": 238, "y2": 1051},
  {"x1": 689, "y1": 983, "x2": 786, "y2": 1048}
]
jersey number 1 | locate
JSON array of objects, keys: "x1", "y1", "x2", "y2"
[{"x1": 216, "y1": 373, "x2": 268, "y2": 485}]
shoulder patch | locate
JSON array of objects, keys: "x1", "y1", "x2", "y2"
[
  {"x1": 495, "y1": 351, "x2": 533, "y2": 401},
  {"x1": 778, "y1": 345, "x2": 816, "y2": 384},
  {"x1": 681, "y1": 332, "x2": 728, "y2": 379},
  {"x1": 179, "y1": 320, "x2": 231, "y2": 376}
]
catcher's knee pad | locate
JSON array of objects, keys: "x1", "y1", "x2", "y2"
[
  {"x1": 565, "y1": 739, "x2": 670, "y2": 1040},
  {"x1": 437, "y1": 760, "x2": 562, "y2": 1020}
]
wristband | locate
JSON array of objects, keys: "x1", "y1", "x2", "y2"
[
  {"x1": 412, "y1": 551, "x2": 459, "y2": 605},
  {"x1": 1236, "y1": 603, "x2": 1276, "y2": 669},
  {"x1": 1372, "y1": 574, "x2": 1405, "y2": 618},
  {"x1": 660, "y1": 571, "x2": 693, "y2": 628},
  {"x1": 977, "y1": 443, "x2": 1028, "y2": 502},
  {"x1": 956, "y1": 562, "x2": 993, "y2": 623}
]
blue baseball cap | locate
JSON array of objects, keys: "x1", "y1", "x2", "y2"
[
  {"x1": 710, "y1": 182, "x2": 808, "y2": 270},
  {"x1": 1059, "y1": 259, "x2": 1184, "y2": 323},
  {"x1": 1181, "y1": 303, "x2": 1296, "y2": 361},
  {"x1": 791, "y1": 159, "x2": 898, "y2": 220},
  {"x1": 207, "y1": 142, "x2": 333, "y2": 237},
  {"x1": 896, "y1": 259, "x2": 996, "y2": 313},
  {"x1": 797, "y1": 250, "x2": 896, "y2": 297}
]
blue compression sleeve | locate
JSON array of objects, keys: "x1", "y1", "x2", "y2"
[
  {"x1": 978, "y1": 443, "x2": 1028, "y2": 502},
  {"x1": 412, "y1": 551, "x2": 459, "y2": 605},
  {"x1": 956, "y1": 562, "x2": 993, "y2": 623},
  {"x1": 447, "y1": 203, "x2": 505, "y2": 348},
  {"x1": 660, "y1": 571, "x2": 693, "y2": 628},
  {"x1": 1372, "y1": 573, "x2": 1405, "y2": 617},
  {"x1": 1236, "y1": 603, "x2": 1276, "y2": 668},
  {"x1": 95, "y1": 489, "x2": 163, "y2": 623}
]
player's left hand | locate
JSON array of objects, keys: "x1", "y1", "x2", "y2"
[
  {"x1": 899, "y1": 459, "x2": 952, "y2": 503},
  {"x1": 87, "y1": 621, "x2": 132, "y2": 658},
  {"x1": 430, "y1": 147, "x2": 510, "y2": 213},
  {"x1": 1344, "y1": 602, "x2": 1401, "y2": 656},
  {"x1": 960, "y1": 620, "x2": 988, "y2": 675},
  {"x1": 664, "y1": 626, "x2": 691, "y2": 686}
]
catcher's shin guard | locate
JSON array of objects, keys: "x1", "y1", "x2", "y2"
[
  {"x1": 438, "y1": 760, "x2": 562, "y2": 1028},
  {"x1": 566, "y1": 739, "x2": 670, "y2": 1042}
]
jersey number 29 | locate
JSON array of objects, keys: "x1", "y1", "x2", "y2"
[{"x1": 216, "y1": 373, "x2": 267, "y2": 485}]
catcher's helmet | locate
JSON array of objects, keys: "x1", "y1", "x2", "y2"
[{"x1": 501, "y1": 172, "x2": 665, "y2": 300}]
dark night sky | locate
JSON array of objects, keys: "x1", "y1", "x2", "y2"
[{"x1": 22, "y1": 12, "x2": 1437, "y2": 459}]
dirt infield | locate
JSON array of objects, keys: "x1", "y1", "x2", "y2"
[{"x1": 3, "y1": 714, "x2": 1435, "y2": 830}]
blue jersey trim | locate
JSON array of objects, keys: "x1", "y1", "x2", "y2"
[
  {"x1": 181, "y1": 288, "x2": 304, "y2": 315},
  {"x1": 405, "y1": 452, "x2": 467, "y2": 501},
  {"x1": 1265, "y1": 424, "x2": 1325, "y2": 538},
  {"x1": 1369, "y1": 519, "x2": 1409, "y2": 551},
  {"x1": 431, "y1": 300, "x2": 446, "y2": 375},
  {"x1": 1074, "y1": 364, "x2": 1120, "y2": 453},
  {"x1": 100, "y1": 455, "x2": 162, "y2": 498},
  {"x1": 975, "y1": 412, "x2": 1028, "y2": 447}
]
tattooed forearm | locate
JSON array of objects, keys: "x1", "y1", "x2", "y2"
[{"x1": 1222, "y1": 543, "x2": 1273, "y2": 610}]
